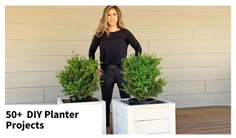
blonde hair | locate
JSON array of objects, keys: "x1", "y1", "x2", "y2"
[{"x1": 94, "y1": 6, "x2": 125, "y2": 37}]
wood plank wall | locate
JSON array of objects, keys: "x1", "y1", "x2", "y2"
[{"x1": 5, "y1": 6, "x2": 231, "y2": 107}]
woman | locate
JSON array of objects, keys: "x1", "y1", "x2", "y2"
[{"x1": 89, "y1": 6, "x2": 142, "y2": 132}]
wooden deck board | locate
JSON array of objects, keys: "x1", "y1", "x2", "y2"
[
  {"x1": 108, "y1": 106, "x2": 231, "y2": 134},
  {"x1": 176, "y1": 106, "x2": 231, "y2": 134}
]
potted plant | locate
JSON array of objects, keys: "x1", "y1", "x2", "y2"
[
  {"x1": 112, "y1": 54, "x2": 176, "y2": 134},
  {"x1": 56, "y1": 52, "x2": 100, "y2": 103},
  {"x1": 56, "y1": 52, "x2": 106, "y2": 134},
  {"x1": 122, "y1": 54, "x2": 167, "y2": 105}
]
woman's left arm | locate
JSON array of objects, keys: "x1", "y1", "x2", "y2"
[{"x1": 126, "y1": 29, "x2": 142, "y2": 55}]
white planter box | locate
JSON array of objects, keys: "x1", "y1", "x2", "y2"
[
  {"x1": 112, "y1": 98, "x2": 176, "y2": 134},
  {"x1": 57, "y1": 97, "x2": 106, "y2": 134}
]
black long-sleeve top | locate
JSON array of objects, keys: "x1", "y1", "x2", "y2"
[{"x1": 89, "y1": 28, "x2": 142, "y2": 69}]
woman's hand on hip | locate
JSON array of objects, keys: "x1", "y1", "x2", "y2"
[{"x1": 98, "y1": 69, "x2": 104, "y2": 77}]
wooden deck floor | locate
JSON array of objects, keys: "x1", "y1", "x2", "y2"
[
  {"x1": 176, "y1": 106, "x2": 231, "y2": 134},
  {"x1": 108, "y1": 106, "x2": 231, "y2": 134}
]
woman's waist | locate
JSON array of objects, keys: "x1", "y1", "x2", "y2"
[{"x1": 101, "y1": 64, "x2": 122, "y2": 70}]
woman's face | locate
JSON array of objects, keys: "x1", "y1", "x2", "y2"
[{"x1": 107, "y1": 8, "x2": 118, "y2": 27}]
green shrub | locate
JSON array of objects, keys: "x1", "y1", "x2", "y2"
[
  {"x1": 56, "y1": 52, "x2": 100, "y2": 101},
  {"x1": 122, "y1": 54, "x2": 167, "y2": 102}
]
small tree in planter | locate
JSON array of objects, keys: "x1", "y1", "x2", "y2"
[
  {"x1": 112, "y1": 54, "x2": 175, "y2": 134},
  {"x1": 122, "y1": 54, "x2": 167, "y2": 105},
  {"x1": 56, "y1": 52, "x2": 100, "y2": 102},
  {"x1": 56, "y1": 52, "x2": 106, "y2": 134}
]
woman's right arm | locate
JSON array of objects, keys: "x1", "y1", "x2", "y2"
[
  {"x1": 89, "y1": 36, "x2": 103, "y2": 76},
  {"x1": 88, "y1": 36, "x2": 99, "y2": 59}
]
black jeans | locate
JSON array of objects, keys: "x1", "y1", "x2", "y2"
[{"x1": 100, "y1": 65, "x2": 130, "y2": 127}]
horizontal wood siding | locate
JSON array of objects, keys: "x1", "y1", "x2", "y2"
[{"x1": 6, "y1": 6, "x2": 231, "y2": 106}]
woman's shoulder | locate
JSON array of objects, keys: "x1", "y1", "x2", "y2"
[
  {"x1": 121, "y1": 28, "x2": 129, "y2": 32},
  {"x1": 120, "y1": 28, "x2": 133, "y2": 34},
  {"x1": 94, "y1": 32, "x2": 103, "y2": 37}
]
